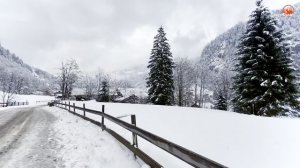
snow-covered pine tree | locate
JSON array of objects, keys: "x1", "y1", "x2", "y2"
[
  {"x1": 214, "y1": 92, "x2": 227, "y2": 111},
  {"x1": 147, "y1": 27, "x2": 174, "y2": 105},
  {"x1": 97, "y1": 80, "x2": 109, "y2": 102},
  {"x1": 232, "y1": 0, "x2": 299, "y2": 116}
]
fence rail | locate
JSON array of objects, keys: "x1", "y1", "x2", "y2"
[
  {"x1": 36, "y1": 100, "x2": 54, "y2": 104},
  {"x1": 0, "y1": 101, "x2": 29, "y2": 107},
  {"x1": 55, "y1": 102, "x2": 227, "y2": 168}
]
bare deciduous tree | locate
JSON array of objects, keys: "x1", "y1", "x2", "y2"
[
  {"x1": 118, "y1": 79, "x2": 133, "y2": 97},
  {"x1": 58, "y1": 59, "x2": 80, "y2": 99},
  {"x1": 192, "y1": 61, "x2": 209, "y2": 108},
  {"x1": 82, "y1": 74, "x2": 97, "y2": 99},
  {"x1": 0, "y1": 72, "x2": 17, "y2": 106},
  {"x1": 174, "y1": 58, "x2": 194, "y2": 106}
]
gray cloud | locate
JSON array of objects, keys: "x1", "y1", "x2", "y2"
[{"x1": 0, "y1": 0, "x2": 295, "y2": 74}]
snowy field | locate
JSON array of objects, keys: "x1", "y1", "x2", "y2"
[
  {"x1": 14, "y1": 94, "x2": 54, "y2": 105},
  {"x1": 0, "y1": 92, "x2": 54, "y2": 106},
  {"x1": 61, "y1": 100, "x2": 300, "y2": 168},
  {"x1": 43, "y1": 106, "x2": 142, "y2": 168},
  {"x1": 0, "y1": 94, "x2": 54, "y2": 111}
]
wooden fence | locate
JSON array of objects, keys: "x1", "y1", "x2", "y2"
[
  {"x1": 0, "y1": 101, "x2": 29, "y2": 107},
  {"x1": 55, "y1": 101, "x2": 227, "y2": 168}
]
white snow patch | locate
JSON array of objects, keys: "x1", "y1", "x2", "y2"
[
  {"x1": 44, "y1": 106, "x2": 141, "y2": 168},
  {"x1": 14, "y1": 94, "x2": 54, "y2": 105}
]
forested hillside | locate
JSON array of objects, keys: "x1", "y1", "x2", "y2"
[
  {"x1": 0, "y1": 44, "x2": 56, "y2": 95},
  {"x1": 200, "y1": 3, "x2": 300, "y2": 87}
]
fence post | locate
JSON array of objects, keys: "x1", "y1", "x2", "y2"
[
  {"x1": 65, "y1": 102, "x2": 66, "y2": 109},
  {"x1": 131, "y1": 115, "x2": 138, "y2": 148},
  {"x1": 83, "y1": 103, "x2": 86, "y2": 117},
  {"x1": 73, "y1": 103, "x2": 75, "y2": 113},
  {"x1": 101, "y1": 105, "x2": 105, "y2": 131},
  {"x1": 68, "y1": 101, "x2": 70, "y2": 111}
]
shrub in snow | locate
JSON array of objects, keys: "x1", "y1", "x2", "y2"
[{"x1": 214, "y1": 92, "x2": 228, "y2": 111}]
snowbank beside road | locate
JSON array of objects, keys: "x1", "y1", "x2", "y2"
[
  {"x1": 63, "y1": 100, "x2": 300, "y2": 168},
  {"x1": 43, "y1": 106, "x2": 141, "y2": 168}
]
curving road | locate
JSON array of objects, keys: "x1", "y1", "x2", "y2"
[{"x1": 0, "y1": 106, "x2": 62, "y2": 168}]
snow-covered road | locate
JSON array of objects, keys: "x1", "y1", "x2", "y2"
[
  {"x1": 0, "y1": 106, "x2": 142, "y2": 168},
  {"x1": 0, "y1": 106, "x2": 61, "y2": 167}
]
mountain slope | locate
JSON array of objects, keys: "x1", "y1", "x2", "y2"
[
  {"x1": 200, "y1": 3, "x2": 300, "y2": 84},
  {"x1": 0, "y1": 43, "x2": 56, "y2": 94}
]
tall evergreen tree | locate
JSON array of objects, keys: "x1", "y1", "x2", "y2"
[
  {"x1": 96, "y1": 80, "x2": 109, "y2": 102},
  {"x1": 232, "y1": 0, "x2": 299, "y2": 116},
  {"x1": 147, "y1": 27, "x2": 174, "y2": 105}
]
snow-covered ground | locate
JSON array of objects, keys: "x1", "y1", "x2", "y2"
[
  {"x1": 14, "y1": 94, "x2": 54, "y2": 105},
  {"x1": 0, "y1": 106, "x2": 143, "y2": 168},
  {"x1": 43, "y1": 106, "x2": 143, "y2": 168},
  {"x1": 0, "y1": 92, "x2": 54, "y2": 105},
  {"x1": 0, "y1": 94, "x2": 54, "y2": 111},
  {"x1": 61, "y1": 100, "x2": 300, "y2": 168}
]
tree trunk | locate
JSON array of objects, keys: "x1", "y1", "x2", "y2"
[
  {"x1": 178, "y1": 87, "x2": 183, "y2": 106},
  {"x1": 194, "y1": 83, "x2": 198, "y2": 105}
]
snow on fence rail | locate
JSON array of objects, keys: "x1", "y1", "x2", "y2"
[
  {"x1": 55, "y1": 101, "x2": 227, "y2": 168},
  {"x1": 0, "y1": 101, "x2": 29, "y2": 107}
]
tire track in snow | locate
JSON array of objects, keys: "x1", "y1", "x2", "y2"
[
  {"x1": 0, "y1": 109, "x2": 33, "y2": 156},
  {"x1": 0, "y1": 107, "x2": 63, "y2": 168}
]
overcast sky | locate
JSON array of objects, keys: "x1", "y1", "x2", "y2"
[{"x1": 0, "y1": 0, "x2": 298, "y2": 74}]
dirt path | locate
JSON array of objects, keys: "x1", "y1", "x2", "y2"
[{"x1": 0, "y1": 106, "x2": 63, "y2": 168}]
